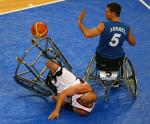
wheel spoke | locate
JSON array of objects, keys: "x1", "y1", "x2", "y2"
[
  {"x1": 123, "y1": 57, "x2": 137, "y2": 97},
  {"x1": 15, "y1": 76, "x2": 51, "y2": 96}
]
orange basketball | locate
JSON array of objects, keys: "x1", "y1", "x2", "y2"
[{"x1": 31, "y1": 22, "x2": 48, "y2": 39}]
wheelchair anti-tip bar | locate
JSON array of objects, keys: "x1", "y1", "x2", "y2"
[{"x1": 31, "y1": 38, "x2": 56, "y2": 62}]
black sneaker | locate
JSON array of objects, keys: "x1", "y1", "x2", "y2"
[{"x1": 112, "y1": 81, "x2": 119, "y2": 88}]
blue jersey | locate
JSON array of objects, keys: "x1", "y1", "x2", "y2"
[{"x1": 96, "y1": 21, "x2": 130, "y2": 59}]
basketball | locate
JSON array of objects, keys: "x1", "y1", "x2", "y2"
[{"x1": 31, "y1": 22, "x2": 48, "y2": 39}]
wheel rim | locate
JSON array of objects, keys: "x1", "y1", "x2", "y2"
[
  {"x1": 15, "y1": 76, "x2": 51, "y2": 96},
  {"x1": 123, "y1": 57, "x2": 137, "y2": 97}
]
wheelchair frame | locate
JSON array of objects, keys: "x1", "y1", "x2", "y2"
[
  {"x1": 14, "y1": 37, "x2": 72, "y2": 96},
  {"x1": 83, "y1": 54, "x2": 137, "y2": 102}
]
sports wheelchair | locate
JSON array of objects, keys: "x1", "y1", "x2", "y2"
[
  {"x1": 83, "y1": 54, "x2": 137, "y2": 102},
  {"x1": 14, "y1": 37, "x2": 72, "y2": 96}
]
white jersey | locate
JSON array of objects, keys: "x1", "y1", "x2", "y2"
[
  {"x1": 51, "y1": 67, "x2": 81, "y2": 93},
  {"x1": 51, "y1": 67, "x2": 95, "y2": 112}
]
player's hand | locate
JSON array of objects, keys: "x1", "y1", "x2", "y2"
[
  {"x1": 78, "y1": 9, "x2": 86, "y2": 23},
  {"x1": 48, "y1": 110, "x2": 60, "y2": 120}
]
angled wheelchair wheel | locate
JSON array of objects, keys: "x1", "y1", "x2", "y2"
[
  {"x1": 123, "y1": 57, "x2": 137, "y2": 97},
  {"x1": 83, "y1": 54, "x2": 96, "y2": 82},
  {"x1": 14, "y1": 37, "x2": 71, "y2": 96},
  {"x1": 14, "y1": 76, "x2": 53, "y2": 96}
]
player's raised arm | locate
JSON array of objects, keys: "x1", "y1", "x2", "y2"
[{"x1": 77, "y1": 10, "x2": 104, "y2": 38}]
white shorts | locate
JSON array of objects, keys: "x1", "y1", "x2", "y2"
[{"x1": 65, "y1": 93, "x2": 95, "y2": 112}]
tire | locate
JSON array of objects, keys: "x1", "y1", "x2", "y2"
[
  {"x1": 83, "y1": 54, "x2": 95, "y2": 82},
  {"x1": 123, "y1": 57, "x2": 137, "y2": 97},
  {"x1": 14, "y1": 76, "x2": 52, "y2": 96}
]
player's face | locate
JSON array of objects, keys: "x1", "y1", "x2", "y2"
[
  {"x1": 105, "y1": 7, "x2": 112, "y2": 20},
  {"x1": 45, "y1": 60, "x2": 57, "y2": 70}
]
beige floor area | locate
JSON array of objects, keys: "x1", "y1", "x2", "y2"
[{"x1": 0, "y1": 0, "x2": 63, "y2": 14}]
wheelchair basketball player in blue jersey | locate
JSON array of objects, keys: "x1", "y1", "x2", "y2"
[{"x1": 78, "y1": 2, "x2": 136, "y2": 87}]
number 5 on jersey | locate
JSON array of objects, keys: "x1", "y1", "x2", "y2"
[{"x1": 109, "y1": 33, "x2": 121, "y2": 47}]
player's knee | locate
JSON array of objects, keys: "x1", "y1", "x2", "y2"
[
  {"x1": 45, "y1": 60, "x2": 60, "y2": 70},
  {"x1": 81, "y1": 92, "x2": 97, "y2": 104},
  {"x1": 90, "y1": 92, "x2": 97, "y2": 102}
]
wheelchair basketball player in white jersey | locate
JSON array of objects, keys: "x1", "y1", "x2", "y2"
[{"x1": 45, "y1": 60, "x2": 96, "y2": 120}]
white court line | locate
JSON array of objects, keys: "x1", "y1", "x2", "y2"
[
  {"x1": 28, "y1": 4, "x2": 34, "y2": 7},
  {"x1": 0, "y1": 0, "x2": 65, "y2": 15},
  {"x1": 139, "y1": 0, "x2": 150, "y2": 10}
]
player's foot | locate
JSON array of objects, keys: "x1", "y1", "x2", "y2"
[{"x1": 112, "y1": 81, "x2": 119, "y2": 88}]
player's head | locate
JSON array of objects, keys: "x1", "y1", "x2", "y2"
[
  {"x1": 105, "y1": 2, "x2": 121, "y2": 20},
  {"x1": 45, "y1": 60, "x2": 60, "y2": 74}
]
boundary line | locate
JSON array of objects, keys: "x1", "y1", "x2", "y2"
[
  {"x1": 139, "y1": 0, "x2": 150, "y2": 10},
  {"x1": 0, "y1": 0, "x2": 65, "y2": 15}
]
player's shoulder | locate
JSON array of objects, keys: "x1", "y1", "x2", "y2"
[
  {"x1": 100, "y1": 21, "x2": 116, "y2": 27},
  {"x1": 121, "y1": 22, "x2": 130, "y2": 32},
  {"x1": 120, "y1": 22, "x2": 129, "y2": 27},
  {"x1": 102, "y1": 21, "x2": 129, "y2": 26},
  {"x1": 98, "y1": 21, "x2": 109, "y2": 29},
  {"x1": 100, "y1": 21, "x2": 109, "y2": 25}
]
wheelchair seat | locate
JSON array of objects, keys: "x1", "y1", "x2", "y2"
[
  {"x1": 96, "y1": 59, "x2": 122, "y2": 71},
  {"x1": 95, "y1": 54, "x2": 124, "y2": 71},
  {"x1": 96, "y1": 63, "x2": 120, "y2": 71}
]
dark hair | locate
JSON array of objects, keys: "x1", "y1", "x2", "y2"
[{"x1": 107, "y1": 2, "x2": 121, "y2": 17}]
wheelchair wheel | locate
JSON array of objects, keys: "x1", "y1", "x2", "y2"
[
  {"x1": 83, "y1": 54, "x2": 95, "y2": 82},
  {"x1": 14, "y1": 76, "x2": 53, "y2": 96},
  {"x1": 14, "y1": 37, "x2": 71, "y2": 96},
  {"x1": 123, "y1": 57, "x2": 137, "y2": 97}
]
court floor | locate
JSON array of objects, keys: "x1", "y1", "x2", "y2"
[{"x1": 0, "y1": 0, "x2": 150, "y2": 124}]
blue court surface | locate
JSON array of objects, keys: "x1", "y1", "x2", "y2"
[{"x1": 0, "y1": 0, "x2": 150, "y2": 124}]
